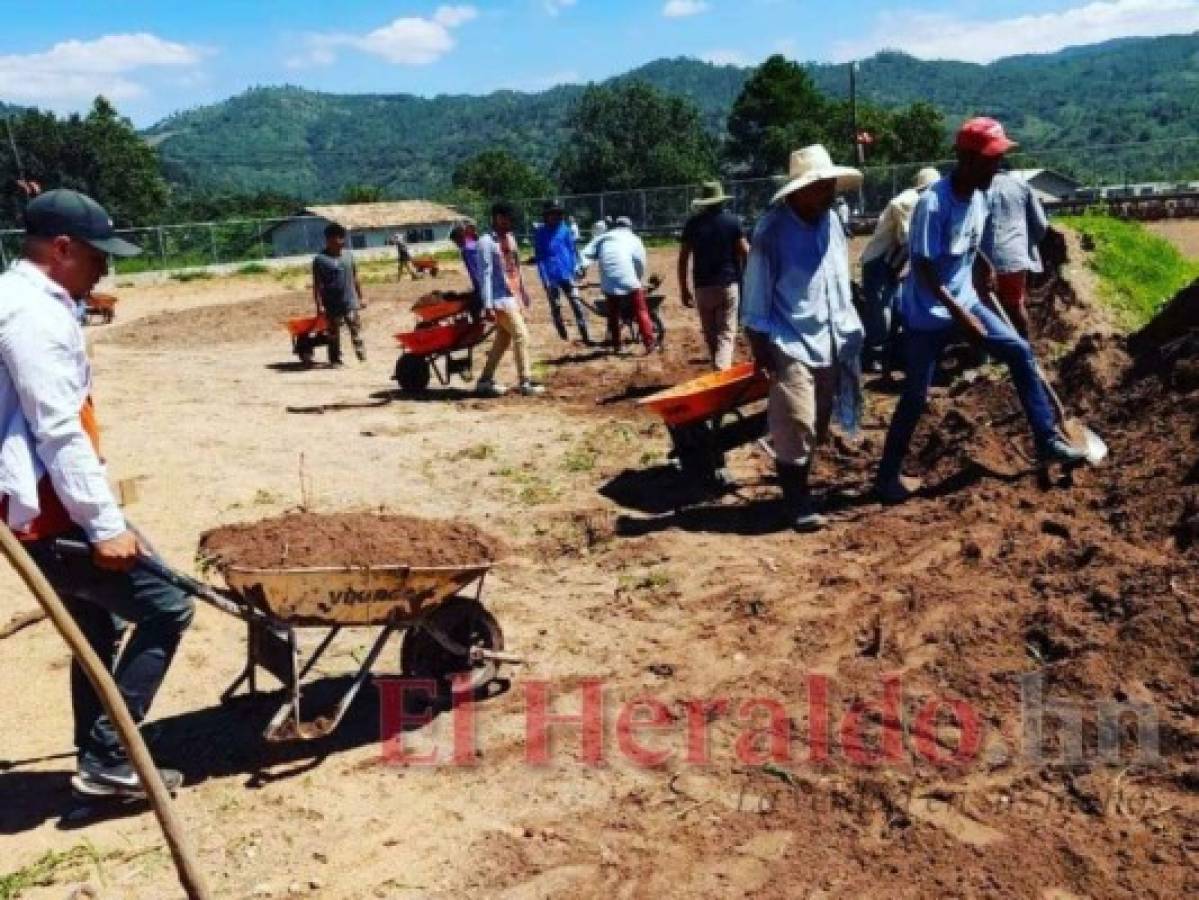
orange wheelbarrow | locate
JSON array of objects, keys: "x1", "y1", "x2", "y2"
[
  {"x1": 638, "y1": 363, "x2": 770, "y2": 488},
  {"x1": 285, "y1": 313, "x2": 329, "y2": 365},
  {"x1": 393, "y1": 292, "x2": 491, "y2": 392}
]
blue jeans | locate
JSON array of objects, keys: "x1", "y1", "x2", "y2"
[
  {"x1": 877, "y1": 302, "x2": 1058, "y2": 485},
  {"x1": 545, "y1": 278, "x2": 592, "y2": 343},
  {"x1": 860, "y1": 255, "x2": 899, "y2": 362},
  {"x1": 26, "y1": 529, "x2": 194, "y2": 768}
]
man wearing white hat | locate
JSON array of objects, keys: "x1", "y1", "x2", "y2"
[
  {"x1": 742, "y1": 145, "x2": 865, "y2": 532},
  {"x1": 678, "y1": 181, "x2": 749, "y2": 370},
  {"x1": 859, "y1": 167, "x2": 941, "y2": 375}
]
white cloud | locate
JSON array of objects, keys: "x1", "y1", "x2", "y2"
[
  {"x1": 663, "y1": 0, "x2": 711, "y2": 17},
  {"x1": 0, "y1": 33, "x2": 205, "y2": 105},
  {"x1": 290, "y1": 5, "x2": 478, "y2": 68},
  {"x1": 543, "y1": 0, "x2": 577, "y2": 16},
  {"x1": 703, "y1": 49, "x2": 751, "y2": 66},
  {"x1": 835, "y1": 0, "x2": 1199, "y2": 64}
]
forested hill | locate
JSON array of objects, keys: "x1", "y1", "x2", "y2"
[{"x1": 143, "y1": 32, "x2": 1199, "y2": 199}]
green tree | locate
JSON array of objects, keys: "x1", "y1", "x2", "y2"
[
  {"x1": 1, "y1": 97, "x2": 168, "y2": 228},
  {"x1": 452, "y1": 149, "x2": 553, "y2": 202},
  {"x1": 553, "y1": 82, "x2": 716, "y2": 193},
  {"x1": 341, "y1": 184, "x2": 385, "y2": 203},
  {"x1": 725, "y1": 55, "x2": 828, "y2": 176}
]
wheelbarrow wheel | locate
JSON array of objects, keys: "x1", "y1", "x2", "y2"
[
  {"x1": 401, "y1": 597, "x2": 504, "y2": 696},
  {"x1": 395, "y1": 354, "x2": 432, "y2": 392}
]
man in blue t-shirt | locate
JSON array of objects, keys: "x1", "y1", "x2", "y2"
[
  {"x1": 875, "y1": 118, "x2": 1085, "y2": 503},
  {"x1": 532, "y1": 202, "x2": 592, "y2": 345}
]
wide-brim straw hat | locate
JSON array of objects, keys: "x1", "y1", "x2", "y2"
[
  {"x1": 692, "y1": 180, "x2": 732, "y2": 210},
  {"x1": 913, "y1": 167, "x2": 941, "y2": 191},
  {"x1": 771, "y1": 145, "x2": 863, "y2": 205}
]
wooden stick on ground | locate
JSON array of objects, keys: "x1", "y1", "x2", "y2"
[
  {"x1": 0, "y1": 607, "x2": 46, "y2": 639},
  {"x1": 0, "y1": 526, "x2": 212, "y2": 900}
]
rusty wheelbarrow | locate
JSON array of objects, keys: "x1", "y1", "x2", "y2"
[
  {"x1": 638, "y1": 362, "x2": 770, "y2": 489},
  {"x1": 56, "y1": 540, "x2": 520, "y2": 742},
  {"x1": 393, "y1": 292, "x2": 491, "y2": 392}
]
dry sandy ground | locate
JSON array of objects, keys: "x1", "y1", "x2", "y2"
[
  {"x1": 1146, "y1": 219, "x2": 1199, "y2": 259},
  {"x1": 0, "y1": 246, "x2": 1196, "y2": 898}
]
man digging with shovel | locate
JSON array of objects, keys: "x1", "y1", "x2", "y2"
[
  {"x1": 875, "y1": 118, "x2": 1088, "y2": 504},
  {"x1": 0, "y1": 190, "x2": 193, "y2": 801}
]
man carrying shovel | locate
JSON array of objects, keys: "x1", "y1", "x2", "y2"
[
  {"x1": 0, "y1": 190, "x2": 193, "y2": 798},
  {"x1": 875, "y1": 118, "x2": 1087, "y2": 503},
  {"x1": 742, "y1": 146, "x2": 866, "y2": 533}
]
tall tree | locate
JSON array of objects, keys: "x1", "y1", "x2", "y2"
[
  {"x1": 725, "y1": 55, "x2": 828, "y2": 177},
  {"x1": 452, "y1": 149, "x2": 553, "y2": 202},
  {"x1": 553, "y1": 82, "x2": 716, "y2": 193},
  {"x1": 1, "y1": 97, "x2": 168, "y2": 228}
]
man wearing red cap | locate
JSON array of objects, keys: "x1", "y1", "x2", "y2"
[{"x1": 875, "y1": 118, "x2": 1085, "y2": 503}]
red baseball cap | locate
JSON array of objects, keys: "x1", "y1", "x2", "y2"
[{"x1": 955, "y1": 117, "x2": 1018, "y2": 157}]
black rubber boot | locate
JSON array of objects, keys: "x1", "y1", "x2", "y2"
[{"x1": 777, "y1": 462, "x2": 826, "y2": 533}]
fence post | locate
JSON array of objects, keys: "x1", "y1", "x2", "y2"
[
  {"x1": 256, "y1": 221, "x2": 264, "y2": 260},
  {"x1": 156, "y1": 226, "x2": 166, "y2": 268},
  {"x1": 640, "y1": 190, "x2": 647, "y2": 231},
  {"x1": 208, "y1": 224, "x2": 218, "y2": 266}
]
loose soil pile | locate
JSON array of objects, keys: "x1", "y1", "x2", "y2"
[{"x1": 198, "y1": 511, "x2": 500, "y2": 569}]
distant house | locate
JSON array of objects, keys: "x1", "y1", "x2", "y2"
[
  {"x1": 1006, "y1": 169, "x2": 1083, "y2": 204},
  {"x1": 265, "y1": 201, "x2": 468, "y2": 258}
]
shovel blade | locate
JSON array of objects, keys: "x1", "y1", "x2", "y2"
[{"x1": 1063, "y1": 418, "x2": 1109, "y2": 465}]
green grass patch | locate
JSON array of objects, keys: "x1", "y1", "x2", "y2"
[
  {"x1": 2, "y1": 844, "x2": 103, "y2": 899},
  {"x1": 1059, "y1": 212, "x2": 1199, "y2": 329},
  {"x1": 453, "y1": 443, "x2": 496, "y2": 461},
  {"x1": 169, "y1": 269, "x2": 214, "y2": 283},
  {"x1": 236, "y1": 262, "x2": 269, "y2": 275}
]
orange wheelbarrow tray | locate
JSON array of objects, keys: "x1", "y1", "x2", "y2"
[
  {"x1": 637, "y1": 363, "x2": 770, "y2": 488},
  {"x1": 393, "y1": 317, "x2": 493, "y2": 393},
  {"x1": 284, "y1": 313, "x2": 329, "y2": 364},
  {"x1": 84, "y1": 292, "x2": 119, "y2": 325},
  {"x1": 638, "y1": 362, "x2": 769, "y2": 427}
]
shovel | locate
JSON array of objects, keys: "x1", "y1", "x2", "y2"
[{"x1": 988, "y1": 294, "x2": 1108, "y2": 465}]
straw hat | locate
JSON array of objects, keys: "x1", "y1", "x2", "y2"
[
  {"x1": 691, "y1": 180, "x2": 732, "y2": 210},
  {"x1": 913, "y1": 167, "x2": 941, "y2": 191},
  {"x1": 771, "y1": 145, "x2": 863, "y2": 205}
]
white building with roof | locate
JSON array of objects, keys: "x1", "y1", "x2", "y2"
[{"x1": 265, "y1": 201, "x2": 468, "y2": 258}]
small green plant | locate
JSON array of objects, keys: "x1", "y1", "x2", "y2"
[
  {"x1": 562, "y1": 447, "x2": 598, "y2": 472},
  {"x1": 169, "y1": 269, "x2": 214, "y2": 283},
  {"x1": 252, "y1": 488, "x2": 281, "y2": 505},
  {"x1": 453, "y1": 443, "x2": 496, "y2": 461},
  {"x1": 1, "y1": 844, "x2": 103, "y2": 899},
  {"x1": 236, "y1": 262, "x2": 269, "y2": 275},
  {"x1": 618, "y1": 568, "x2": 674, "y2": 592}
]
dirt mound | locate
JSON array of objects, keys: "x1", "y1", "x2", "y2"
[{"x1": 198, "y1": 511, "x2": 500, "y2": 569}]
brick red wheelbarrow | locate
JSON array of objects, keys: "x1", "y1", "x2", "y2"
[
  {"x1": 392, "y1": 292, "x2": 492, "y2": 392},
  {"x1": 55, "y1": 539, "x2": 522, "y2": 741}
]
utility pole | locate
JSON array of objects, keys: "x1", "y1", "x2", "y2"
[{"x1": 849, "y1": 60, "x2": 866, "y2": 214}]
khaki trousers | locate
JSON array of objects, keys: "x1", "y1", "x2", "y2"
[
  {"x1": 694, "y1": 283, "x2": 740, "y2": 370},
  {"x1": 481, "y1": 306, "x2": 532, "y2": 383},
  {"x1": 766, "y1": 344, "x2": 836, "y2": 467}
]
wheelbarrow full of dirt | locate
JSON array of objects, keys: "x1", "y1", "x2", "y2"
[
  {"x1": 56, "y1": 540, "x2": 520, "y2": 742},
  {"x1": 393, "y1": 292, "x2": 491, "y2": 392},
  {"x1": 638, "y1": 362, "x2": 770, "y2": 489}
]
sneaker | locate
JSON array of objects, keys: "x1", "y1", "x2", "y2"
[
  {"x1": 1039, "y1": 437, "x2": 1087, "y2": 466},
  {"x1": 876, "y1": 475, "x2": 923, "y2": 505},
  {"x1": 519, "y1": 380, "x2": 546, "y2": 396},
  {"x1": 476, "y1": 379, "x2": 508, "y2": 397},
  {"x1": 75, "y1": 760, "x2": 183, "y2": 799},
  {"x1": 792, "y1": 496, "x2": 827, "y2": 533}
]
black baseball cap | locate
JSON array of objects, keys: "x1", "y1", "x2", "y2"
[{"x1": 24, "y1": 189, "x2": 142, "y2": 257}]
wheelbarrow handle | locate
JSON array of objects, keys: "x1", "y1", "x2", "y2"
[{"x1": 53, "y1": 539, "x2": 246, "y2": 619}]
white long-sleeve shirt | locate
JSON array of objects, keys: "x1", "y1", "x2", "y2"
[
  {"x1": 580, "y1": 227, "x2": 646, "y2": 295},
  {"x1": 0, "y1": 261, "x2": 125, "y2": 541}
]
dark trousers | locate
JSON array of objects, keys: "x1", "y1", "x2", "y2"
[
  {"x1": 25, "y1": 530, "x2": 194, "y2": 768},
  {"x1": 860, "y1": 255, "x2": 900, "y2": 366},
  {"x1": 326, "y1": 309, "x2": 365, "y2": 363},
  {"x1": 545, "y1": 278, "x2": 592, "y2": 342},
  {"x1": 606, "y1": 289, "x2": 655, "y2": 352},
  {"x1": 877, "y1": 302, "x2": 1058, "y2": 486}
]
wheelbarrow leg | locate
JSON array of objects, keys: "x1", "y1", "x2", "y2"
[
  {"x1": 320, "y1": 626, "x2": 395, "y2": 734},
  {"x1": 221, "y1": 618, "x2": 257, "y2": 702}
]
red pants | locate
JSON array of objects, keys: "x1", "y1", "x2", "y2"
[{"x1": 606, "y1": 289, "x2": 655, "y2": 352}]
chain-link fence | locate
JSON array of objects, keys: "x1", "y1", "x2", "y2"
[{"x1": 3, "y1": 140, "x2": 1197, "y2": 275}]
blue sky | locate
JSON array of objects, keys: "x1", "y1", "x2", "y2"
[{"x1": 1, "y1": 0, "x2": 1197, "y2": 125}]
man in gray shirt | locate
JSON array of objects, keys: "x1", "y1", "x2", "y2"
[
  {"x1": 313, "y1": 223, "x2": 367, "y2": 366},
  {"x1": 983, "y1": 172, "x2": 1049, "y2": 338}
]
